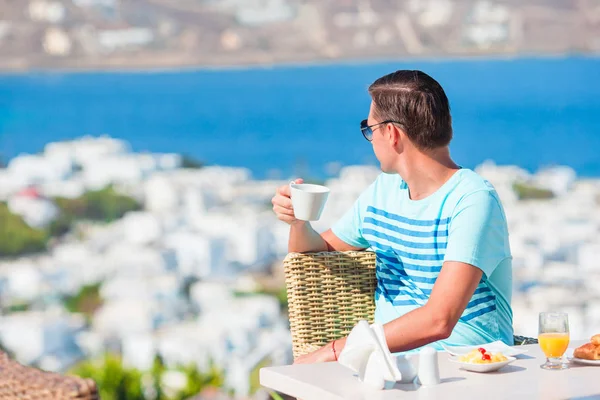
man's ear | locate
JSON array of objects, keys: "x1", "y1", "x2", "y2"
[{"x1": 388, "y1": 124, "x2": 404, "y2": 152}]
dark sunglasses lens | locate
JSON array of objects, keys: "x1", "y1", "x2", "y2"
[
  {"x1": 360, "y1": 120, "x2": 371, "y2": 141},
  {"x1": 361, "y1": 128, "x2": 372, "y2": 141}
]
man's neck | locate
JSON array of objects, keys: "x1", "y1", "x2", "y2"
[{"x1": 395, "y1": 147, "x2": 460, "y2": 201}]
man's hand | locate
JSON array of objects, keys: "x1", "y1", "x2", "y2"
[
  {"x1": 272, "y1": 178, "x2": 303, "y2": 225},
  {"x1": 293, "y1": 343, "x2": 336, "y2": 364}
]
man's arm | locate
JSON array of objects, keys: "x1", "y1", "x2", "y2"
[
  {"x1": 294, "y1": 260, "x2": 482, "y2": 363},
  {"x1": 381, "y1": 261, "x2": 483, "y2": 352},
  {"x1": 288, "y1": 225, "x2": 365, "y2": 253},
  {"x1": 272, "y1": 179, "x2": 368, "y2": 253}
]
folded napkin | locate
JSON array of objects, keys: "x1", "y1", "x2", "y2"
[{"x1": 337, "y1": 320, "x2": 402, "y2": 389}]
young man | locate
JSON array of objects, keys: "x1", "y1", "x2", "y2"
[{"x1": 272, "y1": 70, "x2": 513, "y2": 364}]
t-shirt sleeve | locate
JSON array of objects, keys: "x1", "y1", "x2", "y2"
[
  {"x1": 330, "y1": 181, "x2": 376, "y2": 249},
  {"x1": 444, "y1": 190, "x2": 511, "y2": 278}
]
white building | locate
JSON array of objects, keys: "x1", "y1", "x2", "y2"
[
  {"x1": 533, "y1": 166, "x2": 577, "y2": 197},
  {"x1": 8, "y1": 187, "x2": 59, "y2": 228},
  {"x1": 122, "y1": 332, "x2": 155, "y2": 371},
  {"x1": 0, "y1": 311, "x2": 85, "y2": 369},
  {"x1": 122, "y1": 211, "x2": 162, "y2": 245},
  {"x1": 97, "y1": 28, "x2": 154, "y2": 53},
  {"x1": 8, "y1": 154, "x2": 74, "y2": 186},
  {"x1": 82, "y1": 153, "x2": 180, "y2": 190},
  {"x1": 43, "y1": 27, "x2": 72, "y2": 56},
  {"x1": 0, "y1": 259, "x2": 44, "y2": 302},
  {"x1": 144, "y1": 175, "x2": 179, "y2": 213},
  {"x1": 189, "y1": 281, "x2": 234, "y2": 314},
  {"x1": 72, "y1": 0, "x2": 116, "y2": 6},
  {"x1": 40, "y1": 178, "x2": 86, "y2": 199},
  {"x1": 52, "y1": 243, "x2": 107, "y2": 286},
  {"x1": 233, "y1": 0, "x2": 295, "y2": 26},
  {"x1": 163, "y1": 232, "x2": 229, "y2": 278},
  {"x1": 412, "y1": 0, "x2": 454, "y2": 28},
  {"x1": 0, "y1": 169, "x2": 26, "y2": 201},
  {"x1": 94, "y1": 299, "x2": 156, "y2": 336},
  {"x1": 44, "y1": 136, "x2": 128, "y2": 167},
  {"x1": 104, "y1": 242, "x2": 177, "y2": 277},
  {"x1": 463, "y1": 1, "x2": 511, "y2": 48},
  {"x1": 0, "y1": 21, "x2": 11, "y2": 44},
  {"x1": 29, "y1": 1, "x2": 66, "y2": 23},
  {"x1": 191, "y1": 211, "x2": 276, "y2": 271},
  {"x1": 82, "y1": 155, "x2": 147, "y2": 189},
  {"x1": 101, "y1": 274, "x2": 182, "y2": 305}
]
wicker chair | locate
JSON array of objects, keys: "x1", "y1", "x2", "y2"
[
  {"x1": 284, "y1": 251, "x2": 538, "y2": 359},
  {"x1": 0, "y1": 351, "x2": 98, "y2": 400}
]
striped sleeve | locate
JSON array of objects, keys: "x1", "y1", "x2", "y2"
[{"x1": 330, "y1": 182, "x2": 377, "y2": 249}]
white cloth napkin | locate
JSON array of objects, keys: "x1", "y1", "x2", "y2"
[{"x1": 337, "y1": 320, "x2": 402, "y2": 389}]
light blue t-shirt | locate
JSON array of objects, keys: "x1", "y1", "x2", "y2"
[{"x1": 332, "y1": 169, "x2": 513, "y2": 350}]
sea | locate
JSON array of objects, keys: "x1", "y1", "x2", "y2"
[{"x1": 1, "y1": 56, "x2": 599, "y2": 180}]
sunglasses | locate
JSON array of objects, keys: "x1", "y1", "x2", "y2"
[{"x1": 360, "y1": 119, "x2": 401, "y2": 142}]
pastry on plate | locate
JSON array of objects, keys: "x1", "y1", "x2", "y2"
[{"x1": 573, "y1": 342, "x2": 600, "y2": 360}]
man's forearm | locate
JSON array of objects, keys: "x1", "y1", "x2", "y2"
[
  {"x1": 332, "y1": 305, "x2": 451, "y2": 356},
  {"x1": 382, "y1": 305, "x2": 451, "y2": 352},
  {"x1": 288, "y1": 221, "x2": 329, "y2": 253}
]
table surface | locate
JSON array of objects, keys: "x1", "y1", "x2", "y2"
[{"x1": 260, "y1": 341, "x2": 600, "y2": 400}]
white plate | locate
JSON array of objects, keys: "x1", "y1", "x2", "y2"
[
  {"x1": 567, "y1": 349, "x2": 600, "y2": 366},
  {"x1": 449, "y1": 355, "x2": 516, "y2": 373},
  {"x1": 570, "y1": 357, "x2": 600, "y2": 366},
  {"x1": 442, "y1": 341, "x2": 528, "y2": 357}
]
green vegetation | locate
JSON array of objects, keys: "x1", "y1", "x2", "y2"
[
  {"x1": 70, "y1": 355, "x2": 145, "y2": 400},
  {"x1": 0, "y1": 203, "x2": 48, "y2": 257},
  {"x1": 513, "y1": 182, "x2": 555, "y2": 200},
  {"x1": 169, "y1": 361, "x2": 225, "y2": 400},
  {"x1": 249, "y1": 357, "x2": 271, "y2": 396},
  {"x1": 54, "y1": 186, "x2": 141, "y2": 226},
  {"x1": 260, "y1": 286, "x2": 288, "y2": 311},
  {"x1": 180, "y1": 154, "x2": 204, "y2": 169},
  {"x1": 0, "y1": 187, "x2": 141, "y2": 257},
  {"x1": 70, "y1": 354, "x2": 225, "y2": 400},
  {"x1": 6, "y1": 302, "x2": 30, "y2": 313},
  {"x1": 63, "y1": 283, "x2": 103, "y2": 321},
  {"x1": 268, "y1": 391, "x2": 285, "y2": 400},
  {"x1": 234, "y1": 284, "x2": 288, "y2": 312}
]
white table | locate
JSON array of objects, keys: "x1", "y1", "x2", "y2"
[{"x1": 260, "y1": 341, "x2": 600, "y2": 400}]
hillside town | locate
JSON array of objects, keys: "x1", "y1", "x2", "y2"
[
  {"x1": 0, "y1": 136, "x2": 599, "y2": 398},
  {"x1": 0, "y1": 0, "x2": 599, "y2": 71}
]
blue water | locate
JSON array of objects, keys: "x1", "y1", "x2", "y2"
[{"x1": 1, "y1": 56, "x2": 599, "y2": 179}]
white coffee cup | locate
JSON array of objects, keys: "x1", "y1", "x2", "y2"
[{"x1": 289, "y1": 182, "x2": 330, "y2": 221}]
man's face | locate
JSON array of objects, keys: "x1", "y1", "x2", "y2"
[{"x1": 367, "y1": 102, "x2": 397, "y2": 173}]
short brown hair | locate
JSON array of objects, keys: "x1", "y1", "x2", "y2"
[{"x1": 368, "y1": 70, "x2": 452, "y2": 150}]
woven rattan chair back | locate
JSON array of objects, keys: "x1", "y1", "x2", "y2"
[
  {"x1": 0, "y1": 352, "x2": 98, "y2": 400},
  {"x1": 284, "y1": 251, "x2": 537, "y2": 359}
]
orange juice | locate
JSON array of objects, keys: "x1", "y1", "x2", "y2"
[{"x1": 538, "y1": 333, "x2": 570, "y2": 358}]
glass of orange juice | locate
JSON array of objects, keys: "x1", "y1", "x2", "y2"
[{"x1": 538, "y1": 312, "x2": 570, "y2": 370}]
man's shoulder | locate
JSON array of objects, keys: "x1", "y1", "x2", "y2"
[
  {"x1": 454, "y1": 169, "x2": 496, "y2": 192},
  {"x1": 449, "y1": 169, "x2": 506, "y2": 217},
  {"x1": 452, "y1": 169, "x2": 500, "y2": 200}
]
